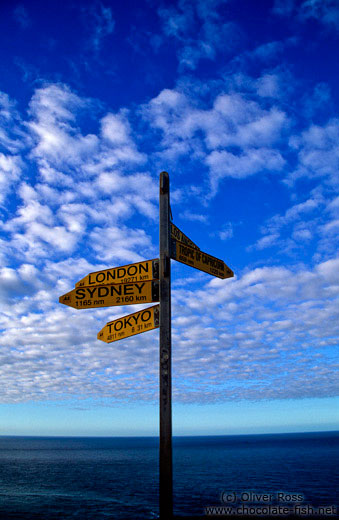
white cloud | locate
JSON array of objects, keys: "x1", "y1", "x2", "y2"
[
  {"x1": 302, "y1": 82, "x2": 331, "y2": 119},
  {"x1": 272, "y1": 0, "x2": 295, "y2": 16},
  {"x1": 300, "y1": 0, "x2": 339, "y2": 29},
  {"x1": 0, "y1": 265, "x2": 41, "y2": 304},
  {"x1": 316, "y1": 257, "x2": 339, "y2": 284},
  {"x1": 28, "y1": 84, "x2": 99, "y2": 167},
  {"x1": 0, "y1": 77, "x2": 337, "y2": 406},
  {"x1": 209, "y1": 94, "x2": 288, "y2": 148},
  {"x1": 218, "y1": 223, "x2": 233, "y2": 240},
  {"x1": 180, "y1": 210, "x2": 208, "y2": 223},
  {"x1": 89, "y1": 225, "x2": 155, "y2": 263},
  {"x1": 256, "y1": 74, "x2": 281, "y2": 98},
  {"x1": 252, "y1": 41, "x2": 285, "y2": 60},
  {"x1": 100, "y1": 112, "x2": 145, "y2": 165},
  {"x1": 326, "y1": 196, "x2": 339, "y2": 216},
  {"x1": 252, "y1": 233, "x2": 280, "y2": 250},
  {"x1": 249, "y1": 189, "x2": 329, "y2": 254},
  {"x1": 322, "y1": 219, "x2": 339, "y2": 234},
  {"x1": 146, "y1": 90, "x2": 288, "y2": 150},
  {"x1": 0, "y1": 83, "x2": 155, "y2": 266},
  {"x1": 291, "y1": 226, "x2": 312, "y2": 241},
  {"x1": 27, "y1": 84, "x2": 143, "y2": 178},
  {"x1": 101, "y1": 113, "x2": 131, "y2": 145},
  {"x1": 141, "y1": 84, "x2": 288, "y2": 195},
  {"x1": 288, "y1": 119, "x2": 339, "y2": 184},
  {"x1": 273, "y1": 0, "x2": 339, "y2": 31},
  {"x1": 0, "y1": 153, "x2": 23, "y2": 204},
  {"x1": 0, "y1": 91, "x2": 28, "y2": 153},
  {"x1": 206, "y1": 148, "x2": 285, "y2": 194},
  {"x1": 158, "y1": 0, "x2": 238, "y2": 70},
  {"x1": 0, "y1": 259, "x2": 337, "y2": 403},
  {"x1": 13, "y1": 4, "x2": 31, "y2": 28},
  {"x1": 82, "y1": 3, "x2": 115, "y2": 52}
]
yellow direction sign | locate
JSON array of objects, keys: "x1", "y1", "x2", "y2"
[
  {"x1": 75, "y1": 259, "x2": 159, "y2": 288},
  {"x1": 59, "y1": 281, "x2": 159, "y2": 309},
  {"x1": 171, "y1": 240, "x2": 233, "y2": 279},
  {"x1": 98, "y1": 305, "x2": 160, "y2": 343},
  {"x1": 171, "y1": 222, "x2": 199, "y2": 250}
]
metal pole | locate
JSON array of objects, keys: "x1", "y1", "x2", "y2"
[{"x1": 159, "y1": 171, "x2": 173, "y2": 519}]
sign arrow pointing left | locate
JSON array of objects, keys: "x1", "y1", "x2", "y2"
[{"x1": 59, "y1": 281, "x2": 159, "y2": 309}]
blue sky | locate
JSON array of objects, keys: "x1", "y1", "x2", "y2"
[{"x1": 0, "y1": 0, "x2": 338, "y2": 436}]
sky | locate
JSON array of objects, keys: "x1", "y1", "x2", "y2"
[{"x1": 0, "y1": 0, "x2": 338, "y2": 436}]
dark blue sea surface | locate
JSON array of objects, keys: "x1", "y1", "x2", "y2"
[{"x1": 0, "y1": 432, "x2": 338, "y2": 519}]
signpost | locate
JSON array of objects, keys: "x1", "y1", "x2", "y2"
[
  {"x1": 59, "y1": 281, "x2": 159, "y2": 309},
  {"x1": 159, "y1": 172, "x2": 173, "y2": 519},
  {"x1": 59, "y1": 170, "x2": 234, "y2": 520},
  {"x1": 98, "y1": 305, "x2": 160, "y2": 343},
  {"x1": 75, "y1": 259, "x2": 159, "y2": 288},
  {"x1": 171, "y1": 239, "x2": 234, "y2": 279}
]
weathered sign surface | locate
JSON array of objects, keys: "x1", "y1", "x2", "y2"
[
  {"x1": 171, "y1": 222, "x2": 199, "y2": 250},
  {"x1": 75, "y1": 259, "x2": 159, "y2": 288},
  {"x1": 171, "y1": 239, "x2": 233, "y2": 279},
  {"x1": 98, "y1": 305, "x2": 160, "y2": 343},
  {"x1": 59, "y1": 281, "x2": 159, "y2": 309}
]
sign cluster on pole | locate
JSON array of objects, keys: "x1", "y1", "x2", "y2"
[{"x1": 59, "y1": 171, "x2": 234, "y2": 519}]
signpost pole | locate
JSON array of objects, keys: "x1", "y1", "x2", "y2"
[{"x1": 159, "y1": 171, "x2": 173, "y2": 519}]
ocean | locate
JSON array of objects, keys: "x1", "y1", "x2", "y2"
[{"x1": 0, "y1": 432, "x2": 338, "y2": 519}]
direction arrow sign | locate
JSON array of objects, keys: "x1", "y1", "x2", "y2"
[
  {"x1": 75, "y1": 259, "x2": 159, "y2": 288},
  {"x1": 171, "y1": 222, "x2": 199, "y2": 250},
  {"x1": 98, "y1": 305, "x2": 160, "y2": 343},
  {"x1": 171, "y1": 239, "x2": 233, "y2": 279},
  {"x1": 59, "y1": 281, "x2": 159, "y2": 309}
]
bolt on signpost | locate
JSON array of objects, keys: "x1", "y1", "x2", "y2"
[{"x1": 59, "y1": 171, "x2": 234, "y2": 520}]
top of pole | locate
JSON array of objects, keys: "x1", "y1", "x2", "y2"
[{"x1": 160, "y1": 171, "x2": 169, "y2": 195}]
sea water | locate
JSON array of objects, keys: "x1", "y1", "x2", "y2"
[{"x1": 0, "y1": 432, "x2": 338, "y2": 519}]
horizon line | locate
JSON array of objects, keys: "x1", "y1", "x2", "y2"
[{"x1": 0, "y1": 429, "x2": 338, "y2": 439}]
